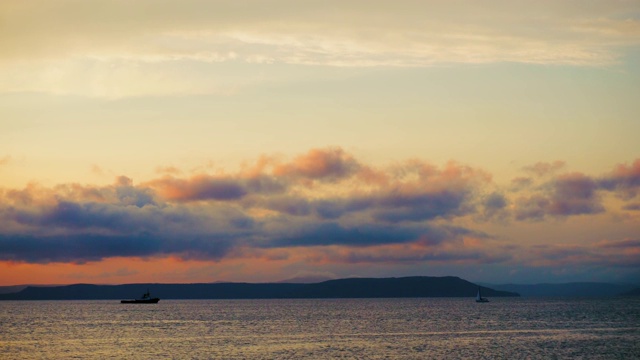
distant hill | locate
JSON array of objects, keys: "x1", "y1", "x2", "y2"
[
  {"x1": 277, "y1": 275, "x2": 335, "y2": 284},
  {"x1": 485, "y1": 282, "x2": 637, "y2": 297},
  {"x1": 620, "y1": 287, "x2": 640, "y2": 296},
  {"x1": 0, "y1": 285, "x2": 28, "y2": 294},
  {"x1": 0, "y1": 276, "x2": 518, "y2": 300}
]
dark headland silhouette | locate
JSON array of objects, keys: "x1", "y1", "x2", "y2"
[
  {"x1": 0, "y1": 276, "x2": 519, "y2": 300},
  {"x1": 621, "y1": 287, "x2": 640, "y2": 296}
]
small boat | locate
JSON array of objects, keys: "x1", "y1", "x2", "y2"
[
  {"x1": 121, "y1": 290, "x2": 160, "y2": 304},
  {"x1": 475, "y1": 287, "x2": 489, "y2": 303}
]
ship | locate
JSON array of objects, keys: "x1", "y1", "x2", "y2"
[
  {"x1": 475, "y1": 287, "x2": 489, "y2": 303},
  {"x1": 121, "y1": 290, "x2": 159, "y2": 304}
]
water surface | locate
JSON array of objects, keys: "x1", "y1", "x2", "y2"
[{"x1": 1, "y1": 297, "x2": 639, "y2": 359}]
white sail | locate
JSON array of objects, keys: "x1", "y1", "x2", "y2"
[{"x1": 475, "y1": 287, "x2": 489, "y2": 302}]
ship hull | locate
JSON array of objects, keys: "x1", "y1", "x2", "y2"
[{"x1": 120, "y1": 298, "x2": 160, "y2": 304}]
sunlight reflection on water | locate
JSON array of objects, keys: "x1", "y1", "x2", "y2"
[{"x1": 1, "y1": 298, "x2": 639, "y2": 359}]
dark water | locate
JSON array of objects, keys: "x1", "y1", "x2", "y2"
[{"x1": 1, "y1": 297, "x2": 639, "y2": 359}]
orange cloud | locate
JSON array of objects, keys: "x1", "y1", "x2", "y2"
[
  {"x1": 273, "y1": 147, "x2": 360, "y2": 183},
  {"x1": 148, "y1": 175, "x2": 248, "y2": 201},
  {"x1": 1, "y1": 150, "x2": 639, "y2": 285}
]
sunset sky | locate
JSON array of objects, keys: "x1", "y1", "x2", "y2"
[{"x1": 1, "y1": 0, "x2": 639, "y2": 286}]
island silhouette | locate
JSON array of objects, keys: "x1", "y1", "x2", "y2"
[{"x1": 0, "y1": 276, "x2": 519, "y2": 300}]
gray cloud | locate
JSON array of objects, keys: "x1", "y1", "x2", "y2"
[
  {"x1": 599, "y1": 159, "x2": 640, "y2": 199},
  {"x1": 372, "y1": 190, "x2": 469, "y2": 223},
  {"x1": 0, "y1": 234, "x2": 163, "y2": 264},
  {"x1": 343, "y1": 249, "x2": 511, "y2": 265},
  {"x1": 547, "y1": 173, "x2": 603, "y2": 216},
  {"x1": 0, "y1": 233, "x2": 235, "y2": 264},
  {"x1": 1, "y1": 152, "x2": 639, "y2": 269},
  {"x1": 6, "y1": 200, "x2": 197, "y2": 234},
  {"x1": 514, "y1": 159, "x2": 640, "y2": 221},
  {"x1": 514, "y1": 173, "x2": 604, "y2": 221},
  {"x1": 264, "y1": 196, "x2": 312, "y2": 217},
  {"x1": 623, "y1": 203, "x2": 640, "y2": 211},
  {"x1": 270, "y1": 222, "x2": 474, "y2": 249},
  {"x1": 271, "y1": 222, "x2": 420, "y2": 248}
]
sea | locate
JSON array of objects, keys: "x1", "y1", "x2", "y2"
[{"x1": 1, "y1": 297, "x2": 639, "y2": 359}]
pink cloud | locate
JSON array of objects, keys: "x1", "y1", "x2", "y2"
[
  {"x1": 515, "y1": 172, "x2": 604, "y2": 220},
  {"x1": 1, "y1": 149, "x2": 638, "y2": 287},
  {"x1": 547, "y1": 172, "x2": 603, "y2": 216},
  {"x1": 600, "y1": 158, "x2": 640, "y2": 199},
  {"x1": 148, "y1": 175, "x2": 248, "y2": 201},
  {"x1": 273, "y1": 147, "x2": 360, "y2": 182}
]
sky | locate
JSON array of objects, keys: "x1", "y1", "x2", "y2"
[{"x1": 1, "y1": 0, "x2": 639, "y2": 286}]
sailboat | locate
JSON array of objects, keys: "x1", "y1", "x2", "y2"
[
  {"x1": 121, "y1": 289, "x2": 160, "y2": 304},
  {"x1": 475, "y1": 287, "x2": 489, "y2": 303}
]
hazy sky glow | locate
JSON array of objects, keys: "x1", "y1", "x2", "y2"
[{"x1": 1, "y1": 0, "x2": 639, "y2": 285}]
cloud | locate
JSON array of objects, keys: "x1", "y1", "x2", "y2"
[
  {"x1": 480, "y1": 192, "x2": 508, "y2": 220},
  {"x1": 269, "y1": 222, "x2": 474, "y2": 249},
  {"x1": 313, "y1": 199, "x2": 357, "y2": 220},
  {"x1": 519, "y1": 239, "x2": 640, "y2": 270},
  {"x1": 547, "y1": 173, "x2": 603, "y2": 216},
  {"x1": 0, "y1": 234, "x2": 163, "y2": 264},
  {"x1": 483, "y1": 192, "x2": 507, "y2": 210},
  {"x1": 599, "y1": 159, "x2": 640, "y2": 199},
  {"x1": 274, "y1": 158, "x2": 485, "y2": 223},
  {"x1": 371, "y1": 190, "x2": 470, "y2": 223},
  {"x1": 0, "y1": 177, "x2": 156, "y2": 208},
  {"x1": 510, "y1": 177, "x2": 533, "y2": 190},
  {"x1": 148, "y1": 175, "x2": 248, "y2": 202},
  {"x1": 596, "y1": 239, "x2": 640, "y2": 250},
  {"x1": 342, "y1": 247, "x2": 510, "y2": 265},
  {"x1": 264, "y1": 196, "x2": 312, "y2": 217},
  {"x1": 2, "y1": 0, "x2": 639, "y2": 97},
  {"x1": 1, "y1": 150, "x2": 638, "y2": 272},
  {"x1": 522, "y1": 161, "x2": 566, "y2": 177},
  {"x1": 0, "y1": 149, "x2": 486, "y2": 264},
  {"x1": 4, "y1": 197, "x2": 214, "y2": 238},
  {"x1": 623, "y1": 203, "x2": 640, "y2": 211},
  {"x1": 514, "y1": 195, "x2": 550, "y2": 221},
  {"x1": 271, "y1": 222, "x2": 419, "y2": 248},
  {"x1": 9, "y1": 201, "x2": 141, "y2": 231},
  {"x1": 147, "y1": 172, "x2": 288, "y2": 203},
  {"x1": 273, "y1": 147, "x2": 360, "y2": 183},
  {"x1": 514, "y1": 159, "x2": 640, "y2": 221},
  {"x1": 4, "y1": 0, "x2": 638, "y2": 67},
  {"x1": 0, "y1": 233, "x2": 235, "y2": 264},
  {"x1": 514, "y1": 172, "x2": 605, "y2": 220}
]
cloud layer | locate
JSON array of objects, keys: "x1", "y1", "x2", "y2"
[
  {"x1": 1, "y1": 0, "x2": 639, "y2": 97},
  {"x1": 1, "y1": 148, "x2": 638, "y2": 284}
]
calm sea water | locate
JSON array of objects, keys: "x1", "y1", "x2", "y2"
[{"x1": 1, "y1": 297, "x2": 639, "y2": 359}]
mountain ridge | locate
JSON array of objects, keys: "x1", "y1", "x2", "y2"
[{"x1": 0, "y1": 276, "x2": 518, "y2": 300}]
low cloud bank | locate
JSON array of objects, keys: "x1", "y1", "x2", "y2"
[{"x1": 0, "y1": 149, "x2": 638, "y2": 273}]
